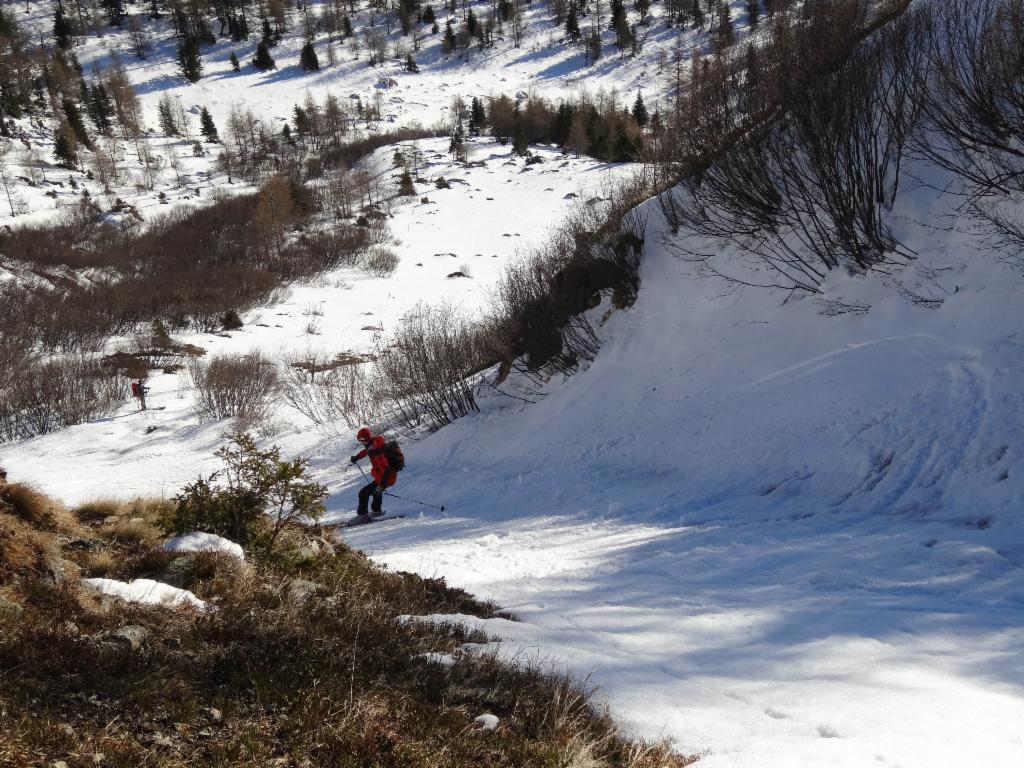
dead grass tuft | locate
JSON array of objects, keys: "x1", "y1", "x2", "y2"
[
  {"x1": 75, "y1": 496, "x2": 173, "y2": 526},
  {"x1": 1, "y1": 483, "x2": 82, "y2": 536},
  {"x1": 0, "y1": 514, "x2": 58, "y2": 582},
  {"x1": 97, "y1": 517, "x2": 164, "y2": 547},
  {"x1": 82, "y1": 550, "x2": 117, "y2": 577}
]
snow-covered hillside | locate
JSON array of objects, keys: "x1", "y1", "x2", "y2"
[
  {"x1": 336, "y1": 198, "x2": 1024, "y2": 767},
  {"x1": 4, "y1": 1, "x2": 1024, "y2": 767},
  {"x1": 9, "y1": 167, "x2": 1024, "y2": 767},
  {"x1": 1, "y1": 0, "x2": 709, "y2": 227}
]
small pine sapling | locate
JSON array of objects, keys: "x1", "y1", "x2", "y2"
[
  {"x1": 299, "y1": 40, "x2": 320, "y2": 71},
  {"x1": 252, "y1": 39, "x2": 276, "y2": 70},
  {"x1": 200, "y1": 106, "x2": 219, "y2": 142}
]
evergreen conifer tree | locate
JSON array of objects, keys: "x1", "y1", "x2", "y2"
[
  {"x1": 54, "y1": 6, "x2": 73, "y2": 49},
  {"x1": 292, "y1": 105, "x2": 310, "y2": 139},
  {"x1": 649, "y1": 110, "x2": 663, "y2": 135},
  {"x1": 614, "y1": 130, "x2": 637, "y2": 161},
  {"x1": 631, "y1": 91, "x2": 648, "y2": 127},
  {"x1": 230, "y1": 51, "x2": 240, "y2": 70},
  {"x1": 101, "y1": 0, "x2": 125, "y2": 27},
  {"x1": 610, "y1": 0, "x2": 626, "y2": 30},
  {"x1": 566, "y1": 6, "x2": 580, "y2": 41},
  {"x1": 88, "y1": 83, "x2": 113, "y2": 131},
  {"x1": 443, "y1": 19, "x2": 457, "y2": 54},
  {"x1": 746, "y1": 0, "x2": 760, "y2": 29},
  {"x1": 466, "y1": 8, "x2": 478, "y2": 37},
  {"x1": 718, "y1": 1, "x2": 734, "y2": 45},
  {"x1": 62, "y1": 99, "x2": 91, "y2": 148},
  {"x1": 615, "y1": 17, "x2": 633, "y2": 50},
  {"x1": 398, "y1": 169, "x2": 416, "y2": 196},
  {"x1": 157, "y1": 95, "x2": 178, "y2": 135},
  {"x1": 54, "y1": 128, "x2": 77, "y2": 168},
  {"x1": 468, "y1": 97, "x2": 487, "y2": 134},
  {"x1": 405, "y1": 52, "x2": 419, "y2": 72},
  {"x1": 423, "y1": 5, "x2": 436, "y2": 24},
  {"x1": 512, "y1": 126, "x2": 529, "y2": 157},
  {"x1": 448, "y1": 124, "x2": 466, "y2": 162},
  {"x1": 177, "y1": 35, "x2": 203, "y2": 82},
  {"x1": 300, "y1": 40, "x2": 320, "y2": 71},
  {"x1": 588, "y1": 27, "x2": 602, "y2": 63},
  {"x1": 200, "y1": 106, "x2": 218, "y2": 142},
  {"x1": 253, "y1": 39, "x2": 277, "y2": 70}
]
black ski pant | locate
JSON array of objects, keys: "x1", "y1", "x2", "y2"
[{"x1": 357, "y1": 482, "x2": 384, "y2": 515}]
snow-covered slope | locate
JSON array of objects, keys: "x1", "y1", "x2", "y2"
[
  {"x1": 1, "y1": 0, "x2": 703, "y2": 227},
  {"x1": 6, "y1": 165, "x2": 1024, "y2": 766},
  {"x1": 4, "y1": 3, "x2": 1023, "y2": 766},
  {"x1": 10, "y1": 168, "x2": 1023, "y2": 766},
  {"x1": 331, "y1": 198, "x2": 1024, "y2": 767}
]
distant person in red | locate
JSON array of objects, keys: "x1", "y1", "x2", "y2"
[
  {"x1": 130, "y1": 378, "x2": 148, "y2": 411},
  {"x1": 349, "y1": 425, "x2": 397, "y2": 520}
]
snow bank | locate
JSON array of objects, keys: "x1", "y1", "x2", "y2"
[
  {"x1": 81, "y1": 578, "x2": 209, "y2": 612},
  {"x1": 163, "y1": 532, "x2": 244, "y2": 560}
]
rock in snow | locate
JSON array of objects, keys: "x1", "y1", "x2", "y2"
[
  {"x1": 81, "y1": 578, "x2": 209, "y2": 611},
  {"x1": 162, "y1": 531, "x2": 244, "y2": 560},
  {"x1": 473, "y1": 713, "x2": 499, "y2": 731}
]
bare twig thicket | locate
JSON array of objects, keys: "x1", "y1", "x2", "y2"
[
  {"x1": 0, "y1": 349, "x2": 126, "y2": 443},
  {"x1": 188, "y1": 351, "x2": 281, "y2": 425},
  {"x1": 281, "y1": 352, "x2": 381, "y2": 431},
  {"x1": 657, "y1": 0, "x2": 1024, "y2": 290},
  {"x1": 374, "y1": 302, "x2": 486, "y2": 431},
  {"x1": 657, "y1": 0, "x2": 924, "y2": 291},
  {"x1": 911, "y1": 0, "x2": 1024, "y2": 259}
]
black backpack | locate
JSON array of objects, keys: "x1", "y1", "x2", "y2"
[{"x1": 383, "y1": 440, "x2": 405, "y2": 472}]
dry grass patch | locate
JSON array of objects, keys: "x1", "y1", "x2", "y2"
[
  {"x1": 97, "y1": 517, "x2": 164, "y2": 547},
  {"x1": 74, "y1": 496, "x2": 173, "y2": 525},
  {"x1": 1, "y1": 482, "x2": 82, "y2": 536},
  {"x1": 0, "y1": 462, "x2": 696, "y2": 766},
  {"x1": 0, "y1": 514, "x2": 60, "y2": 584},
  {"x1": 0, "y1": 537, "x2": 697, "y2": 768}
]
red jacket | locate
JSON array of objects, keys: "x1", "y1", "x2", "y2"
[{"x1": 356, "y1": 436, "x2": 397, "y2": 488}]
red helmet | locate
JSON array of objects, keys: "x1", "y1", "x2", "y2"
[{"x1": 356, "y1": 426, "x2": 373, "y2": 442}]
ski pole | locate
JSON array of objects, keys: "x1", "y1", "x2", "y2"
[
  {"x1": 354, "y1": 462, "x2": 446, "y2": 511},
  {"x1": 381, "y1": 489, "x2": 445, "y2": 512}
]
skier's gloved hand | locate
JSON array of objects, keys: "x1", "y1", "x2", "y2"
[{"x1": 350, "y1": 455, "x2": 358, "y2": 464}]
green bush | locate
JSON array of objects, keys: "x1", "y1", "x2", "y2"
[{"x1": 162, "y1": 433, "x2": 326, "y2": 550}]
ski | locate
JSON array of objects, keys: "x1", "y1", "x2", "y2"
[{"x1": 340, "y1": 513, "x2": 406, "y2": 528}]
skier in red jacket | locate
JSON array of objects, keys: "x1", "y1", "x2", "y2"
[{"x1": 349, "y1": 425, "x2": 397, "y2": 520}]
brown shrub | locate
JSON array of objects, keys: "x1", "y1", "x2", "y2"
[
  {"x1": 362, "y1": 245, "x2": 400, "y2": 277},
  {"x1": 187, "y1": 351, "x2": 281, "y2": 423},
  {"x1": 82, "y1": 550, "x2": 117, "y2": 577},
  {"x1": 75, "y1": 496, "x2": 173, "y2": 526},
  {"x1": 0, "y1": 355, "x2": 127, "y2": 443},
  {"x1": 374, "y1": 303, "x2": 485, "y2": 431},
  {"x1": 0, "y1": 513, "x2": 61, "y2": 587}
]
